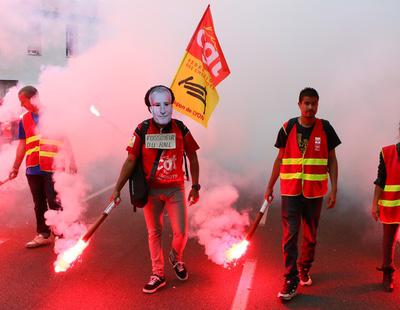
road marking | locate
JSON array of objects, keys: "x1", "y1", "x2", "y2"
[
  {"x1": 231, "y1": 259, "x2": 257, "y2": 310},
  {"x1": 83, "y1": 184, "x2": 115, "y2": 202}
]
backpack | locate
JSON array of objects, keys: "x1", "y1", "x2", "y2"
[{"x1": 128, "y1": 119, "x2": 189, "y2": 212}]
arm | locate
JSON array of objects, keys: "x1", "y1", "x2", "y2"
[
  {"x1": 9, "y1": 139, "x2": 26, "y2": 179},
  {"x1": 110, "y1": 153, "x2": 138, "y2": 202},
  {"x1": 187, "y1": 151, "x2": 200, "y2": 206},
  {"x1": 371, "y1": 185, "x2": 383, "y2": 221},
  {"x1": 372, "y1": 151, "x2": 385, "y2": 221},
  {"x1": 264, "y1": 148, "x2": 284, "y2": 203},
  {"x1": 326, "y1": 149, "x2": 338, "y2": 209}
]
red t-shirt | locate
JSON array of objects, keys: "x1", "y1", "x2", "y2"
[{"x1": 126, "y1": 119, "x2": 199, "y2": 187}]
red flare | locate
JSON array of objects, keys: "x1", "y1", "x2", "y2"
[
  {"x1": 224, "y1": 200, "x2": 270, "y2": 264},
  {"x1": 225, "y1": 240, "x2": 250, "y2": 263},
  {"x1": 54, "y1": 199, "x2": 119, "y2": 273},
  {"x1": 54, "y1": 239, "x2": 88, "y2": 273}
]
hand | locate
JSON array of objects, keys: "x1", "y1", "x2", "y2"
[
  {"x1": 264, "y1": 186, "x2": 274, "y2": 203},
  {"x1": 326, "y1": 191, "x2": 336, "y2": 209},
  {"x1": 371, "y1": 204, "x2": 379, "y2": 221},
  {"x1": 188, "y1": 189, "x2": 199, "y2": 206},
  {"x1": 110, "y1": 190, "x2": 121, "y2": 205},
  {"x1": 9, "y1": 167, "x2": 18, "y2": 180}
]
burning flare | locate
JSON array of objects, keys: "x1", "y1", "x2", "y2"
[
  {"x1": 54, "y1": 239, "x2": 88, "y2": 273},
  {"x1": 54, "y1": 199, "x2": 119, "y2": 273},
  {"x1": 225, "y1": 240, "x2": 249, "y2": 265},
  {"x1": 224, "y1": 201, "x2": 270, "y2": 266}
]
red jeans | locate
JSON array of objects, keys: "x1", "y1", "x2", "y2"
[{"x1": 143, "y1": 185, "x2": 188, "y2": 277}]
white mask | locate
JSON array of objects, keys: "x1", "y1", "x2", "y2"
[{"x1": 149, "y1": 91, "x2": 173, "y2": 125}]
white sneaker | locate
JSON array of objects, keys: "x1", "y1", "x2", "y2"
[{"x1": 25, "y1": 234, "x2": 53, "y2": 248}]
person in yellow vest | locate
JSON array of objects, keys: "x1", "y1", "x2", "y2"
[
  {"x1": 264, "y1": 87, "x2": 341, "y2": 301},
  {"x1": 372, "y1": 126, "x2": 400, "y2": 292},
  {"x1": 8, "y1": 86, "x2": 77, "y2": 248}
]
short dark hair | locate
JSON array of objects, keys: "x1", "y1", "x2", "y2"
[
  {"x1": 18, "y1": 85, "x2": 38, "y2": 99},
  {"x1": 144, "y1": 85, "x2": 175, "y2": 107},
  {"x1": 299, "y1": 87, "x2": 319, "y2": 102}
]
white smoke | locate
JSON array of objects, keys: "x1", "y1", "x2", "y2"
[
  {"x1": 45, "y1": 171, "x2": 89, "y2": 256},
  {"x1": 187, "y1": 159, "x2": 250, "y2": 266}
]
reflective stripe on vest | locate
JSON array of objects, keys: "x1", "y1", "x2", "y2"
[
  {"x1": 22, "y1": 112, "x2": 61, "y2": 172},
  {"x1": 280, "y1": 172, "x2": 328, "y2": 181},
  {"x1": 282, "y1": 158, "x2": 328, "y2": 165},
  {"x1": 378, "y1": 144, "x2": 400, "y2": 223},
  {"x1": 378, "y1": 199, "x2": 400, "y2": 207},
  {"x1": 279, "y1": 118, "x2": 329, "y2": 198}
]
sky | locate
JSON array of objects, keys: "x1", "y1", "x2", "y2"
[{"x1": 1, "y1": 0, "x2": 400, "y2": 262}]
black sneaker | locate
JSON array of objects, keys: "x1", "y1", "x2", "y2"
[
  {"x1": 142, "y1": 274, "x2": 166, "y2": 294},
  {"x1": 169, "y1": 251, "x2": 188, "y2": 281},
  {"x1": 277, "y1": 278, "x2": 299, "y2": 301},
  {"x1": 299, "y1": 268, "x2": 312, "y2": 286},
  {"x1": 377, "y1": 266, "x2": 395, "y2": 292}
]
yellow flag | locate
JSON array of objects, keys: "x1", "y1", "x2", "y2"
[{"x1": 171, "y1": 5, "x2": 230, "y2": 127}]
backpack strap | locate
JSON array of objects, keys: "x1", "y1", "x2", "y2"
[
  {"x1": 174, "y1": 119, "x2": 190, "y2": 181},
  {"x1": 149, "y1": 149, "x2": 163, "y2": 182},
  {"x1": 282, "y1": 117, "x2": 297, "y2": 136},
  {"x1": 135, "y1": 119, "x2": 163, "y2": 182},
  {"x1": 135, "y1": 119, "x2": 151, "y2": 143},
  {"x1": 174, "y1": 119, "x2": 189, "y2": 136}
]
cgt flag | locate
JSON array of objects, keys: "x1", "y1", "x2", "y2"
[{"x1": 171, "y1": 5, "x2": 230, "y2": 127}]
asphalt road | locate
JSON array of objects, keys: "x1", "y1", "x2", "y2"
[{"x1": 1, "y1": 183, "x2": 400, "y2": 310}]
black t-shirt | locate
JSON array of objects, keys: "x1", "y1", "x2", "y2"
[{"x1": 274, "y1": 117, "x2": 341, "y2": 153}]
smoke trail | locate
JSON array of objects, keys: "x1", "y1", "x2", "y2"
[
  {"x1": 0, "y1": 86, "x2": 21, "y2": 124},
  {"x1": 45, "y1": 171, "x2": 89, "y2": 256},
  {"x1": 188, "y1": 159, "x2": 250, "y2": 266}
]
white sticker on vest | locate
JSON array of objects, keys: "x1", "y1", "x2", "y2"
[
  {"x1": 315, "y1": 137, "x2": 321, "y2": 151},
  {"x1": 145, "y1": 133, "x2": 176, "y2": 149}
]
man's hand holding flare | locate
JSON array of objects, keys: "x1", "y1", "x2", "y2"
[
  {"x1": 188, "y1": 188, "x2": 199, "y2": 206},
  {"x1": 110, "y1": 190, "x2": 122, "y2": 206}
]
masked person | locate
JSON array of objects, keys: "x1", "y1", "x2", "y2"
[
  {"x1": 264, "y1": 87, "x2": 341, "y2": 301},
  {"x1": 9, "y1": 86, "x2": 77, "y2": 248},
  {"x1": 111, "y1": 85, "x2": 200, "y2": 294},
  {"x1": 372, "y1": 123, "x2": 400, "y2": 292}
]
